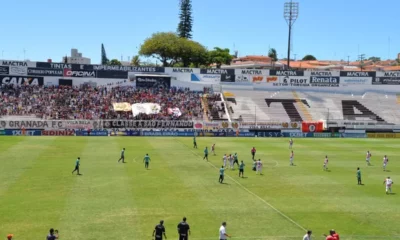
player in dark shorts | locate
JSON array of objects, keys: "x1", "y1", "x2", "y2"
[
  {"x1": 72, "y1": 157, "x2": 80, "y2": 175},
  {"x1": 251, "y1": 147, "x2": 256, "y2": 160},
  {"x1": 118, "y1": 148, "x2": 125, "y2": 163},
  {"x1": 177, "y1": 217, "x2": 191, "y2": 240},
  {"x1": 203, "y1": 147, "x2": 208, "y2": 161},
  {"x1": 239, "y1": 161, "x2": 245, "y2": 178},
  {"x1": 153, "y1": 220, "x2": 167, "y2": 240},
  {"x1": 193, "y1": 136, "x2": 197, "y2": 149},
  {"x1": 233, "y1": 153, "x2": 239, "y2": 167},
  {"x1": 46, "y1": 228, "x2": 59, "y2": 240}
]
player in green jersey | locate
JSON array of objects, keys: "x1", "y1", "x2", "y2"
[
  {"x1": 72, "y1": 157, "x2": 81, "y2": 175},
  {"x1": 357, "y1": 167, "x2": 362, "y2": 185},
  {"x1": 143, "y1": 154, "x2": 151, "y2": 169}
]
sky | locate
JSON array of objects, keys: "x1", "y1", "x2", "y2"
[{"x1": 0, "y1": 0, "x2": 399, "y2": 64}]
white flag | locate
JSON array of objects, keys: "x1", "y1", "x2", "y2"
[{"x1": 132, "y1": 103, "x2": 161, "y2": 117}]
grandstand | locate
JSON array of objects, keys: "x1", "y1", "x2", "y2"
[{"x1": 225, "y1": 89, "x2": 400, "y2": 125}]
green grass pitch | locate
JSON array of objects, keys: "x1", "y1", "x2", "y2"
[{"x1": 0, "y1": 137, "x2": 399, "y2": 240}]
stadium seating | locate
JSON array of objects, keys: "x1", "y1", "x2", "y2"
[
  {"x1": 226, "y1": 90, "x2": 399, "y2": 124},
  {"x1": 0, "y1": 85, "x2": 203, "y2": 120}
]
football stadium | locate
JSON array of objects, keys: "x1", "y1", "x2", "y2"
[{"x1": 1, "y1": 1, "x2": 400, "y2": 240}]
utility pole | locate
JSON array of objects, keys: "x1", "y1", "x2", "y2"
[
  {"x1": 347, "y1": 56, "x2": 350, "y2": 65},
  {"x1": 358, "y1": 54, "x2": 365, "y2": 71},
  {"x1": 284, "y1": 1, "x2": 299, "y2": 70}
]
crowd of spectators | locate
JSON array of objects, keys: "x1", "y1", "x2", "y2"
[{"x1": 0, "y1": 85, "x2": 203, "y2": 120}]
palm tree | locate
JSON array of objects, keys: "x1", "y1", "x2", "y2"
[
  {"x1": 131, "y1": 55, "x2": 141, "y2": 66},
  {"x1": 268, "y1": 48, "x2": 278, "y2": 69}
]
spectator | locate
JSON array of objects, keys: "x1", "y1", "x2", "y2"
[
  {"x1": 303, "y1": 230, "x2": 312, "y2": 240},
  {"x1": 0, "y1": 85, "x2": 203, "y2": 121},
  {"x1": 46, "y1": 228, "x2": 59, "y2": 240}
]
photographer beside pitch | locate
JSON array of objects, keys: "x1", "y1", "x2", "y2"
[{"x1": 47, "y1": 228, "x2": 59, "y2": 240}]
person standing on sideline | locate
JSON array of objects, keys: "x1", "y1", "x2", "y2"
[
  {"x1": 357, "y1": 167, "x2": 362, "y2": 185},
  {"x1": 153, "y1": 220, "x2": 167, "y2": 240},
  {"x1": 324, "y1": 229, "x2": 339, "y2": 240},
  {"x1": 239, "y1": 160, "x2": 245, "y2": 178},
  {"x1": 72, "y1": 157, "x2": 81, "y2": 175},
  {"x1": 219, "y1": 166, "x2": 225, "y2": 184},
  {"x1": 303, "y1": 230, "x2": 312, "y2": 240},
  {"x1": 193, "y1": 136, "x2": 197, "y2": 149},
  {"x1": 177, "y1": 217, "x2": 190, "y2": 240},
  {"x1": 289, "y1": 138, "x2": 293, "y2": 149},
  {"x1": 143, "y1": 154, "x2": 151, "y2": 169},
  {"x1": 219, "y1": 222, "x2": 231, "y2": 239},
  {"x1": 203, "y1": 147, "x2": 209, "y2": 161},
  {"x1": 251, "y1": 147, "x2": 256, "y2": 160},
  {"x1": 46, "y1": 228, "x2": 59, "y2": 240},
  {"x1": 118, "y1": 148, "x2": 125, "y2": 163}
]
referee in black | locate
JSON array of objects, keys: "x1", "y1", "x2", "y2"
[
  {"x1": 153, "y1": 220, "x2": 167, "y2": 240},
  {"x1": 177, "y1": 217, "x2": 190, "y2": 240}
]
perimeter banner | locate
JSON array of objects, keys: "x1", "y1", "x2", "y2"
[
  {"x1": 102, "y1": 120, "x2": 194, "y2": 129},
  {"x1": 0, "y1": 120, "x2": 100, "y2": 129}
]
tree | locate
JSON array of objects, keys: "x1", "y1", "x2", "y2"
[
  {"x1": 139, "y1": 32, "x2": 182, "y2": 67},
  {"x1": 368, "y1": 56, "x2": 381, "y2": 62},
  {"x1": 101, "y1": 44, "x2": 109, "y2": 65},
  {"x1": 177, "y1": 0, "x2": 193, "y2": 39},
  {"x1": 131, "y1": 55, "x2": 141, "y2": 66},
  {"x1": 268, "y1": 48, "x2": 278, "y2": 61},
  {"x1": 302, "y1": 55, "x2": 317, "y2": 61},
  {"x1": 109, "y1": 59, "x2": 122, "y2": 65},
  {"x1": 178, "y1": 38, "x2": 208, "y2": 67},
  {"x1": 207, "y1": 47, "x2": 233, "y2": 68},
  {"x1": 63, "y1": 55, "x2": 68, "y2": 64},
  {"x1": 139, "y1": 32, "x2": 207, "y2": 67}
]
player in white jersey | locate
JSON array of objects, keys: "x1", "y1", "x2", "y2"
[
  {"x1": 366, "y1": 151, "x2": 372, "y2": 166},
  {"x1": 211, "y1": 144, "x2": 216, "y2": 156},
  {"x1": 383, "y1": 177, "x2": 394, "y2": 194},
  {"x1": 383, "y1": 155, "x2": 389, "y2": 171},
  {"x1": 222, "y1": 154, "x2": 227, "y2": 169},
  {"x1": 289, "y1": 138, "x2": 293, "y2": 149},
  {"x1": 229, "y1": 154, "x2": 234, "y2": 169},
  {"x1": 323, "y1": 156, "x2": 329, "y2": 171},
  {"x1": 290, "y1": 151, "x2": 294, "y2": 166},
  {"x1": 256, "y1": 159, "x2": 263, "y2": 175}
]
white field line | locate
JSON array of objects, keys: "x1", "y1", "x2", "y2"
[{"x1": 175, "y1": 138, "x2": 307, "y2": 232}]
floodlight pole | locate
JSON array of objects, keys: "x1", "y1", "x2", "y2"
[{"x1": 284, "y1": 1, "x2": 299, "y2": 70}]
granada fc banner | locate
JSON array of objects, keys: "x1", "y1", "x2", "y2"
[
  {"x1": 0, "y1": 120, "x2": 100, "y2": 129},
  {"x1": 302, "y1": 121, "x2": 323, "y2": 132},
  {"x1": 131, "y1": 103, "x2": 161, "y2": 117},
  {"x1": 102, "y1": 120, "x2": 194, "y2": 129}
]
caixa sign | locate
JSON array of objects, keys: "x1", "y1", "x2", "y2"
[{"x1": 5, "y1": 129, "x2": 42, "y2": 136}]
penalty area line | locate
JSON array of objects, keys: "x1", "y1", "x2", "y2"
[{"x1": 175, "y1": 138, "x2": 307, "y2": 232}]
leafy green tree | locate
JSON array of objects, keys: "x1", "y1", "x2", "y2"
[
  {"x1": 139, "y1": 32, "x2": 181, "y2": 67},
  {"x1": 131, "y1": 55, "x2": 141, "y2": 66},
  {"x1": 109, "y1": 59, "x2": 122, "y2": 65},
  {"x1": 268, "y1": 48, "x2": 278, "y2": 61},
  {"x1": 368, "y1": 56, "x2": 381, "y2": 62},
  {"x1": 139, "y1": 32, "x2": 207, "y2": 67},
  {"x1": 178, "y1": 38, "x2": 208, "y2": 67},
  {"x1": 101, "y1": 43, "x2": 109, "y2": 65},
  {"x1": 302, "y1": 55, "x2": 317, "y2": 61},
  {"x1": 177, "y1": 0, "x2": 193, "y2": 39},
  {"x1": 207, "y1": 47, "x2": 233, "y2": 68}
]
